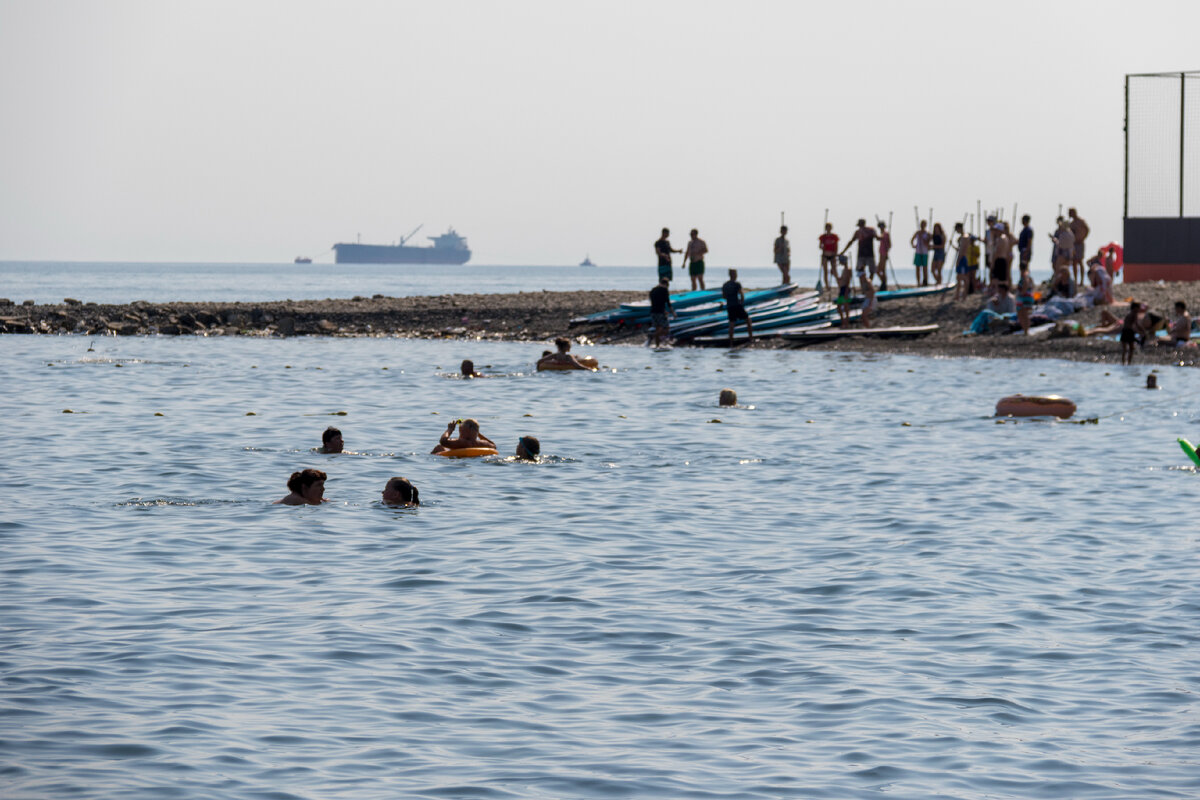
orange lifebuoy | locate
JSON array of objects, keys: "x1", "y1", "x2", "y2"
[
  {"x1": 437, "y1": 447, "x2": 499, "y2": 458},
  {"x1": 995, "y1": 394, "x2": 1076, "y2": 419},
  {"x1": 1098, "y1": 242, "x2": 1123, "y2": 275}
]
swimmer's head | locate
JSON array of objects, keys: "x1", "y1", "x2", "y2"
[
  {"x1": 516, "y1": 436, "x2": 540, "y2": 460},
  {"x1": 554, "y1": 337, "x2": 571, "y2": 352},
  {"x1": 287, "y1": 468, "x2": 327, "y2": 501},
  {"x1": 460, "y1": 418, "x2": 480, "y2": 436},
  {"x1": 382, "y1": 476, "x2": 419, "y2": 506},
  {"x1": 461, "y1": 359, "x2": 475, "y2": 376},
  {"x1": 718, "y1": 388, "x2": 737, "y2": 407},
  {"x1": 322, "y1": 427, "x2": 343, "y2": 453}
]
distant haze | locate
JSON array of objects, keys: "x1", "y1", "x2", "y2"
[{"x1": 1, "y1": 0, "x2": 1196, "y2": 266}]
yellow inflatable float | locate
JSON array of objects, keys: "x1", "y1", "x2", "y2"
[{"x1": 436, "y1": 447, "x2": 499, "y2": 458}]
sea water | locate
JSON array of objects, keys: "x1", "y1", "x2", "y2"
[
  {"x1": 0, "y1": 261, "x2": 817, "y2": 305},
  {"x1": 1, "y1": 334, "x2": 1198, "y2": 800}
]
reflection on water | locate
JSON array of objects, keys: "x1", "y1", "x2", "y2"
[{"x1": 1, "y1": 334, "x2": 1198, "y2": 799}]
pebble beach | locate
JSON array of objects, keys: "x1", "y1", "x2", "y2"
[{"x1": 4, "y1": 281, "x2": 1197, "y2": 366}]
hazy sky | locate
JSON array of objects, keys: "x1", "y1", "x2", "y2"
[{"x1": 1, "y1": 0, "x2": 1197, "y2": 265}]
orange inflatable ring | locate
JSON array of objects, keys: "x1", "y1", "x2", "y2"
[
  {"x1": 538, "y1": 355, "x2": 599, "y2": 371},
  {"x1": 1098, "y1": 242, "x2": 1123, "y2": 275},
  {"x1": 995, "y1": 394, "x2": 1076, "y2": 419},
  {"x1": 437, "y1": 447, "x2": 499, "y2": 458}
]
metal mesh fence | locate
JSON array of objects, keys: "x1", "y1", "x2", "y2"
[{"x1": 1125, "y1": 71, "x2": 1200, "y2": 218}]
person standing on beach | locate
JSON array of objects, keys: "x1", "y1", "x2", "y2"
[
  {"x1": 876, "y1": 222, "x2": 891, "y2": 290},
  {"x1": 911, "y1": 220, "x2": 931, "y2": 287},
  {"x1": 773, "y1": 225, "x2": 791, "y2": 285},
  {"x1": 685, "y1": 229, "x2": 708, "y2": 291},
  {"x1": 858, "y1": 271, "x2": 877, "y2": 328},
  {"x1": 1050, "y1": 217, "x2": 1075, "y2": 278},
  {"x1": 834, "y1": 256, "x2": 853, "y2": 326},
  {"x1": 990, "y1": 223, "x2": 1015, "y2": 295},
  {"x1": 1017, "y1": 215, "x2": 1034, "y2": 278},
  {"x1": 818, "y1": 223, "x2": 839, "y2": 291},
  {"x1": 722, "y1": 269, "x2": 753, "y2": 346},
  {"x1": 952, "y1": 222, "x2": 975, "y2": 300},
  {"x1": 839, "y1": 219, "x2": 877, "y2": 289},
  {"x1": 1068, "y1": 208, "x2": 1089, "y2": 286},
  {"x1": 655, "y1": 228, "x2": 681, "y2": 284},
  {"x1": 648, "y1": 277, "x2": 674, "y2": 347},
  {"x1": 930, "y1": 222, "x2": 947, "y2": 285}
]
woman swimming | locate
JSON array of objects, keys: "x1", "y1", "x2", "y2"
[{"x1": 381, "y1": 476, "x2": 419, "y2": 506}]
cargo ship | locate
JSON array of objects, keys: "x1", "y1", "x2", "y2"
[{"x1": 333, "y1": 225, "x2": 471, "y2": 265}]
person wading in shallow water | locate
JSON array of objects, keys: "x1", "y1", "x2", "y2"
[{"x1": 722, "y1": 269, "x2": 754, "y2": 347}]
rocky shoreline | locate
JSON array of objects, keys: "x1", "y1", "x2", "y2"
[{"x1": 2, "y1": 283, "x2": 1197, "y2": 366}]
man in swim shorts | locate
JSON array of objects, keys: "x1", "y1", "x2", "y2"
[
  {"x1": 721, "y1": 269, "x2": 753, "y2": 347},
  {"x1": 1017, "y1": 214, "x2": 1033, "y2": 276},
  {"x1": 1050, "y1": 217, "x2": 1074, "y2": 277},
  {"x1": 876, "y1": 221, "x2": 891, "y2": 290},
  {"x1": 648, "y1": 277, "x2": 674, "y2": 347},
  {"x1": 839, "y1": 219, "x2": 877, "y2": 289},
  {"x1": 320, "y1": 426, "x2": 343, "y2": 453},
  {"x1": 773, "y1": 225, "x2": 791, "y2": 285},
  {"x1": 685, "y1": 228, "x2": 708, "y2": 291},
  {"x1": 1068, "y1": 208, "x2": 1089, "y2": 286},
  {"x1": 818, "y1": 223, "x2": 839, "y2": 291},
  {"x1": 910, "y1": 220, "x2": 930, "y2": 286},
  {"x1": 655, "y1": 228, "x2": 681, "y2": 283}
]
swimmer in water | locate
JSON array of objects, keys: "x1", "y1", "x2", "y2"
[
  {"x1": 381, "y1": 476, "x2": 419, "y2": 506},
  {"x1": 537, "y1": 337, "x2": 594, "y2": 370},
  {"x1": 460, "y1": 359, "x2": 483, "y2": 378},
  {"x1": 515, "y1": 435, "x2": 540, "y2": 461},
  {"x1": 719, "y1": 388, "x2": 737, "y2": 407},
  {"x1": 275, "y1": 468, "x2": 328, "y2": 505},
  {"x1": 320, "y1": 426, "x2": 343, "y2": 454},
  {"x1": 431, "y1": 417, "x2": 497, "y2": 454}
]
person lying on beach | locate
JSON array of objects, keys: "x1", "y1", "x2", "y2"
[
  {"x1": 515, "y1": 435, "x2": 540, "y2": 461},
  {"x1": 381, "y1": 476, "x2": 420, "y2": 506},
  {"x1": 537, "y1": 338, "x2": 594, "y2": 370},
  {"x1": 431, "y1": 418, "x2": 497, "y2": 454},
  {"x1": 1160, "y1": 301, "x2": 1193, "y2": 347},
  {"x1": 275, "y1": 468, "x2": 328, "y2": 505},
  {"x1": 461, "y1": 359, "x2": 484, "y2": 378},
  {"x1": 320, "y1": 427, "x2": 343, "y2": 454}
]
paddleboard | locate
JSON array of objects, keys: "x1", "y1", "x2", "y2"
[{"x1": 1179, "y1": 438, "x2": 1200, "y2": 467}]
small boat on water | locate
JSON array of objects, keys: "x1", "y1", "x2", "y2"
[
  {"x1": 580, "y1": 255, "x2": 596, "y2": 267},
  {"x1": 294, "y1": 256, "x2": 312, "y2": 264}
]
